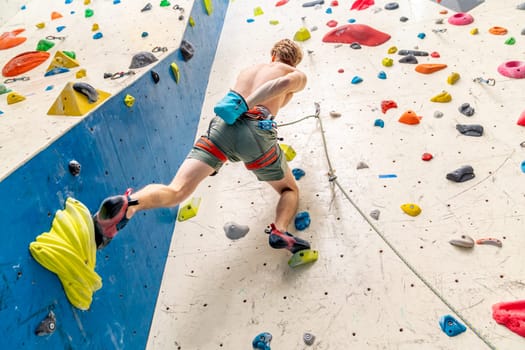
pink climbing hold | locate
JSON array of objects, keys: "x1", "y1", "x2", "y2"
[
  {"x1": 492, "y1": 300, "x2": 525, "y2": 337},
  {"x1": 323, "y1": 24, "x2": 391, "y2": 46},
  {"x1": 497, "y1": 60, "x2": 525, "y2": 79},
  {"x1": 431, "y1": 51, "x2": 440, "y2": 58},
  {"x1": 350, "y1": 0, "x2": 374, "y2": 10},
  {"x1": 275, "y1": 0, "x2": 289, "y2": 6},
  {"x1": 517, "y1": 110, "x2": 525, "y2": 126},
  {"x1": 448, "y1": 12, "x2": 474, "y2": 25},
  {"x1": 327, "y1": 20, "x2": 338, "y2": 28}
]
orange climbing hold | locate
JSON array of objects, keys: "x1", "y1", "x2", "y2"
[
  {"x1": 415, "y1": 63, "x2": 447, "y2": 74},
  {"x1": 51, "y1": 11, "x2": 63, "y2": 20},
  {"x1": 398, "y1": 110, "x2": 421, "y2": 125},
  {"x1": 489, "y1": 26, "x2": 507, "y2": 35},
  {"x1": 2, "y1": 51, "x2": 51, "y2": 77},
  {"x1": 0, "y1": 29, "x2": 27, "y2": 50}
]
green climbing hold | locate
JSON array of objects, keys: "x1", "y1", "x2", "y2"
[
  {"x1": 0, "y1": 84, "x2": 12, "y2": 95},
  {"x1": 160, "y1": 0, "x2": 171, "y2": 7},
  {"x1": 62, "y1": 51, "x2": 76, "y2": 59},
  {"x1": 288, "y1": 249, "x2": 319, "y2": 267},
  {"x1": 505, "y1": 37, "x2": 516, "y2": 45},
  {"x1": 204, "y1": 0, "x2": 213, "y2": 15},
  {"x1": 85, "y1": 8, "x2": 94, "y2": 17},
  {"x1": 36, "y1": 39, "x2": 55, "y2": 51}
]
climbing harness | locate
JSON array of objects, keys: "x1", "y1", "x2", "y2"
[
  {"x1": 280, "y1": 103, "x2": 497, "y2": 350},
  {"x1": 244, "y1": 145, "x2": 279, "y2": 171},
  {"x1": 4, "y1": 76, "x2": 30, "y2": 84},
  {"x1": 473, "y1": 77, "x2": 496, "y2": 86}
]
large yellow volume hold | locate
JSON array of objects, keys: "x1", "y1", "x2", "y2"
[{"x1": 29, "y1": 197, "x2": 101, "y2": 310}]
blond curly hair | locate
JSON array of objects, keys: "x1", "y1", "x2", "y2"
[{"x1": 270, "y1": 39, "x2": 303, "y2": 67}]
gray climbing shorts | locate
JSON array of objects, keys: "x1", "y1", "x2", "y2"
[{"x1": 188, "y1": 115, "x2": 287, "y2": 182}]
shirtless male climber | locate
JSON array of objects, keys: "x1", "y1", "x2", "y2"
[{"x1": 93, "y1": 38, "x2": 311, "y2": 256}]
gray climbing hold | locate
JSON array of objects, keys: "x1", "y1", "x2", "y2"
[
  {"x1": 310, "y1": 25, "x2": 318, "y2": 32},
  {"x1": 73, "y1": 82, "x2": 98, "y2": 103},
  {"x1": 303, "y1": 0, "x2": 324, "y2": 7},
  {"x1": 458, "y1": 102, "x2": 475, "y2": 116},
  {"x1": 370, "y1": 209, "x2": 380, "y2": 220},
  {"x1": 399, "y1": 16, "x2": 409, "y2": 22},
  {"x1": 446, "y1": 165, "x2": 475, "y2": 182},
  {"x1": 303, "y1": 332, "x2": 316, "y2": 346},
  {"x1": 435, "y1": 18, "x2": 444, "y2": 24},
  {"x1": 449, "y1": 235, "x2": 475, "y2": 248},
  {"x1": 356, "y1": 161, "x2": 369, "y2": 169},
  {"x1": 141, "y1": 2, "x2": 152, "y2": 11},
  {"x1": 129, "y1": 51, "x2": 158, "y2": 69},
  {"x1": 399, "y1": 55, "x2": 418, "y2": 64},
  {"x1": 180, "y1": 39, "x2": 195, "y2": 61},
  {"x1": 434, "y1": 110, "x2": 444, "y2": 118},
  {"x1": 456, "y1": 124, "x2": 483, "y2": 137},
  {"x1": 384, "y1": 2, "x2": 399, "y2": 10},
  {"x1": 224, "y1": 222, "x2": 250, "y2": 240},
  {"x1": 522, "y1": 28, "x2": 525, "y2": 35},
  {"x1": 517, "y1": 2, "x2": 525, "y2": 9},
  {"x1": 398, "y1": 49, "x2": 428, "y2": 56},
  {"x1": 350, "y1": 42, "x2": 362, "y2": 49}
]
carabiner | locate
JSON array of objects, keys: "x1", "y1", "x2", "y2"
[
  {"x1": 152, "y1": 46, "x2": 168, "y2": 53},
  {"x1": 45, "y1": 35, "x2": 66, "y2": 40}
]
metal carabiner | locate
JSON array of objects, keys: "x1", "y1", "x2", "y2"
[
  {"x1": 4, "y1": 76, "x2": 30, "y2": 84},
  {"x1": 45, "y1": 35, "x2": 66, "y2": 40},
  {"x1": 152, "y1": 46, "x2": 168, "y2": 53}
]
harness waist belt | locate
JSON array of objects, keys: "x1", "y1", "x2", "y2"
[
  {"x1": 245, "y1": 145, "x2": 279, "y2": 170},
  {"x1": 242, "y1": 105, "x2": 275, "y2": 121}
]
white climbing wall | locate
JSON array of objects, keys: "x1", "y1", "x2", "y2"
[{"x1": 148, "y1": 0, "x2": 525, "y2": 349}]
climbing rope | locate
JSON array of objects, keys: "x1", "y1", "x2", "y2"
[{"x1": 278, "y1": 103, "x2": 496, "y2": 350}]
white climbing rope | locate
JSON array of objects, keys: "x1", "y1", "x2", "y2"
[{"x1": 278, "y1": 104, "x2": 496, "y2": 350}]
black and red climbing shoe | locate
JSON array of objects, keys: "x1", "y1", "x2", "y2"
[
  {"x1": 93, "y1": 188, "x2": 139, "y2": 249},
  {"x1": 266, "y1": 223, "x2": 310, "y2": 254}
]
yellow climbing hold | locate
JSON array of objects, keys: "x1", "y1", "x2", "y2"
[
  {"x1": 47, "y1": 82, "x2": 111, "y2": 116},
  {"x1": 401, "y1": 203, "x2": 422, "y2": 217},
  {"x1": 170, "y1": 62, "x2": 180, "y2": 83},
  {"x1": 84, "y1": 0, "x2": 91, "y2": 4},
  {"x1": 382, "y1": 57, "x2": 393, "y2": 67},
  {"x1": 470, "y1": 28, "x2": 479, "y2": 35},
  {"x1": 447, "y1": 72, "x2": 460, "y2": 85},
  {"x1": 203, "y1": 0, "x2": 213, "y2": 15},
  {"x1": 189, "y1": 16, "x2": 195, "y2": 27},
  {"x1": 178, "y1": 197, "x2": 201, "y2": 221},
  {"x1": 92, "y1": 23, "x2": 99, "y2": 32},
  {"x1": 288, "y1": 249, "x2": 319, "y2": 267},
  {"x1": 294, "y1": 27, "x2": 311, "y2": 42},
  {"x1": 7, "y1": 92, "x2": 26, "y2": 105},
  {"x1": 46, "y1": 51, "x2": 80, "y2": 72},
  {"x1": 29, "y1": 198, "x2": 101, "y2": 310},
  {"x1": 387, "y1": 46, "x2": 398, "y2": 54},
  {"x1": 254, "y1": 6, "x2": 264, "y2": 16},
  {"x1": 36, "y1": 22, "x2": 46, "y2": 29},
  {"x1": 430, "y1": 90, "x2": 452, "y2": 102},
  {"x1": 124, "y1": 94, "x2": 135, "y2": 107},
  {"x1": 76, "y1": 68, "x2": 87, "y2": 79},
  {"x1": 269, "y1": 19, "x2": 279, "y2": 25},
  {"x1": 280, "y1": 143, "x2": 296, "y2": 161}
]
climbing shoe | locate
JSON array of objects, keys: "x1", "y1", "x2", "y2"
[
  {"x1": 93, "y1": 188, "x2": 139, "y2": 249},
  {"x1": 266, "y1": 223, "x2": 310, "y2": 254}
]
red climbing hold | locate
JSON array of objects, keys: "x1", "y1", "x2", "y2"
[
  {"x1": 323, "y1": 24, "x2": 391, "y2": 46},
  {"x1": 2, "y1": 51, "x2": 50, "y2": 77},
  {"x1": 431, "y1": 51, "x2": 440, "y2": 58},
  {"x1": 327, "y1": 20, "x2": 338, "y2": 28},
  {"x1": 0, "y1": 29, "x2": 27, "y2": 50},
  {"x1": 350, "y1": 0, "x2": 374, "y2": 10},
  {"x1": 331, "y1": 0, "x2": 339, "y2": 6},
  {"x1": 381, "y1": 100, "x2": 397, "y2": 114},
  {"x1": 275, "y1": 0, "x2": 289, "y2": 6},
  {"x1": 493, "y1": 300, "x2": 525, "y2": 337},
  {"x1": 422, "y1": 153, "x2": 433, "y2": 161},
  {"x1": 338, "y1": 68, "x2": 344, "y2": 73},
  {"x1": 517, "y1": 110, "x2": 525, "y2": 126}
]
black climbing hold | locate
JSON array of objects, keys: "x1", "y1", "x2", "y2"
[
  {"x1": 398, "y1": 49, "x2": 428, "y2": 56},
  {"x1": 103, "y1": 72, "x2": 113, "y2": 79},
  {"x1": 68, "y1": 160, "x2": 81, "y2": 176},
  {"x1": 350, "y1": 42, "x2": 362, "y2": 49},
  {"x1": 384, "y1": 2, "x2": 399, "y2": 10},
  {"x1": 129, "y1": 51, "x2": 158, "y2": 69},
  {"x1": 180, "y1": 39, "x2": 195, "y2": 61},
  {"x1": 400, "y1": 16, "x2": 409, "y2": 22},
  {"x1": 141, "y1": 3, "x2": 152, "y2": 12},
  {"x1": 151, "y1": 70, "x2": 160, "y2": 84},
  {"x1": 303, "y1": 332, "x2": 316, "y2": 345},
  {"x1": 399, "y1": 55, "x2": 418, "y2": 64},
  {"x1": 458, "y1": 102, "x2": 475, "y2": 116},
  {"x1": 456, "y1": 124, "x2": 483, "y2": 137},
  {"x1": 303, "y1": 0, "x2": 324, "y2": 7},
  {"x1": 35, "y1": 311, "x2": 56, "y2": 336},
  {"x1": 446, "y1": 165, "x2": 475, "y2": 183},
  {"x1": 73, "y1": 82, "x2": 99, "y2": 103}
]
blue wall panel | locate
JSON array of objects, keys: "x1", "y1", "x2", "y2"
[{"x1": 0, "y1": 1, "x2": 228, "y2": 348}]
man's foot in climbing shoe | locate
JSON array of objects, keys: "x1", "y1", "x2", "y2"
[
  {"x1": 93, "y1": 188, "x2": 139, "y2": 249},
  {"x1": 266, "y1": 223, "x2": 311, "y2": 254}
]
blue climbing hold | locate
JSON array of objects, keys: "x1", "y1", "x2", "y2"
[
  {"x1": 247, "y1": 18, "x2": 255, "y2": 23},
  {"x1": 292, "y1": 168, "x2": 305, "y2": 180},
  {"x1": 351, "y1": 76, "x2": 363, "y2": 84},
  {"x1": 378, "y1": 174, "x2": 397, "y2": 178},
  {"x1": 348, "y1": 18, "x2": 356, "y2": 23},
  {"x1": 326, "y1": 7, "x2": 332, "y2": 14},
  {"x1": 521, "y1": 160, "x2": 525, "y2": 173},
  {"x1": 374, "y1": 118, "x2": 384, "y2": 127},
  {"x1": 65, "y1": 0, "x2": 72, "y2": 4},
  {"x1": 56, "y1": 25, "x2": 66, "y2": 32},
  {"x1": 113, "y1": 0, "x2": 121, "y2": 3},
  {"x1": 93, "y1": 32, "x2": 103, "y2": 39},
  {"x1": 294, "y1": 211, "x2": 311, "y2": 231},
  {"x1": 377, "y1": 71, "x2": 387, "y2": 79},
  {"x1": 439, "y1": 315, "x2": 466, "y2": 337},
  {"x1": 141, "y1": 31, "x2": 149, "y2": 38},
  {"x1": 21, "y1": 5, "x2": 26, "y2": 10},
  {"x1": 45, "y1": 85, "x2": 54, "y2": 91},
  {"x1": 0, "y1": 110, "x2": 3, "y2": 116},
  {"x1": 252, "y1": 332, "x2": 272, "y2": 350},
  {"x1": 417, "y1": 32, "x2": 426, "y2": 39},
  {"x1": 44, "y1": 67, "x2": 70, "y2": 76}
]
